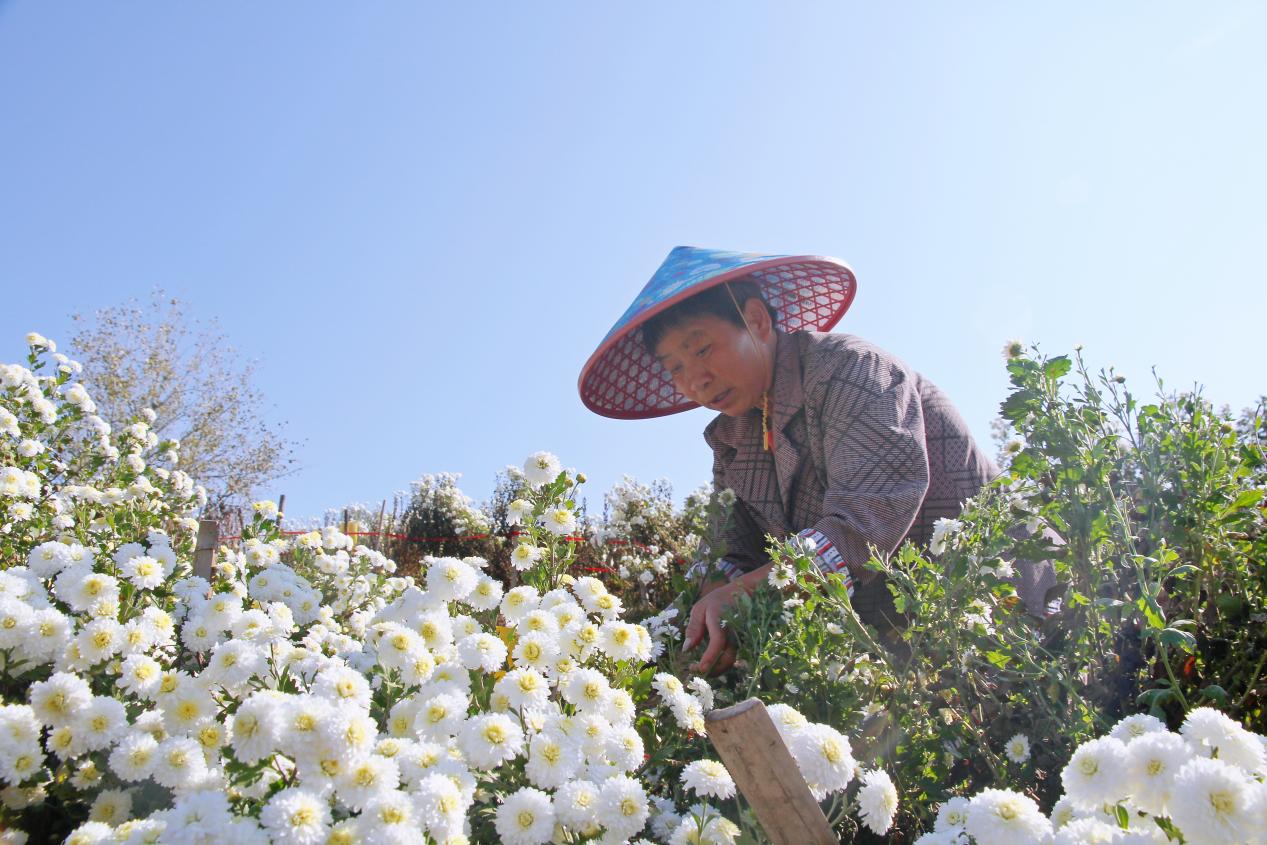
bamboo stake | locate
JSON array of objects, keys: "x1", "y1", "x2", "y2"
[
  {"x1": 705, "y1": 698, "x2": 837, "y2": 845},
  {"x1": 193, "y1": 519, "x2": 219, "y2": 583}
]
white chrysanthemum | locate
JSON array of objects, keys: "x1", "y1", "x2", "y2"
[
  {"x1": 414, "y1": 692, "x2": 468, "y2": 741},
  {"x1": 788, "y1": 723, "x2": 855, "y2": 798},
  {"x1": 597, "y1": 774, "x2": 650, "y2": 838},
  {"x1": 204, "y1": 638, "x2": 264, "y2": 691},
  {"x1": 426, "y1": 557, "x2": 478, "y2": 601},
  {"x1": 516, "y1": 609, "x2": 561, "y2": 639},
  {"x1": 335, "y1": 755, "x2": 400, "y2": 812},
  {"x1": 501, "y1": 585, "x2": 540, "y2": 623},
  {"x1": 669, "y1": 803, "x2": 740, "y2": 845},
  {"x1": 0, "y1": 598, "x2": 34, "y2": 652},
  {"x1": 495, "y1": 786, "x2": 555, "y2": 845},
  {"x1": 412, "y1": 772, "x2": 467, "y2": 837},
  {"x1": 1181, "y1": 707, "x2": 1266, "y2": 773},
  {"x1": 459, "y1": 713, "x2": 524, "y2": 769},
  {"x1": 933, "y1": 796, "x2": 970, "y2": 831},
  {"x1": 963, "y1": 788, "x2": 1052, "y2": 845},
  {"x1": 606, "y1": 723, "x2": 646, "y2": 773},
  {"x1": 562, "y1": 668, "x2": 611, "y2": 713},
  {"x1": 29, "y1": 671, "x2": 92, "y2": 727},
  {"x1": 27, "y1": 541, "x2": 74, "y2": 578},
  {"x1": 652, "y1": 672, "x2": 686, "y2": 699},
  {"x1": 230, "y1": 691, "x2": 284, "y2": 764},
  {"x1": 857, "y1": 768, "x2": 898, "y2": 835},
  {"x1": 76, "y1": 618, "x2": 123, "y2": 665},
  {"x1": 506, "y1": 631, "x2": 555, "y2": 673},
  {"x1": 56, "y1": 569, "x2": 119, "y2": 613},
  {"x1": 456, "y1": 632, "x2": 507, "y2": 673},
  {"x1": 62, "y1": 822, "x2": 113, "y2": 845},
  {"x1": 24, "y1": 607, "x2": 71, "y2": 662},
  {"x1": 1124, "y1": 729, "x2": 1192, "y2": 816},
  {"x1": 0, "y1": 738, "x2": 42, "y2": 784},
  {"x1": 80, "y1": 696, "x2": 129, "y2": 751},
  {"x1": 108, "y1": 731, "x2": 158, "y2": 782},
  {"x1": 1060, "y1": 735, "x2": 1129, "y2": 808},
  {"x1": 510, "y1": 543, "x2": 544, "y2": 572},
  {"x1": 359, "y1": 789, "x2": 419, "y2": 842},
  {"x1": 682, "y1": 760, "x2": 736, "y2": 800},
  {"x1": 88, "y1": 787, "x2": 133, "y2": 825},
  {"x1": 463, "y1": 575, "x2": 503, "y2": 611},
  {"x1": 1109, "y1": 712, "x2": 1167, "y2": 744},
  {"x1": 540, "y1": 506, "x2": 577, "y2": 536},
  {"x1": 1051, "y1": 817, "x2": 1125, "y2": 845},
  {"x1": 525, "y1": 731, "x2": 584, "y2": 790},
  {"x1": 762, "y1": 701, "x2": 808, "y2": 739},
  {"x1": 553, "y1": 778, "x2": 601, "y2": 831},
  {"x1": 119, "y1": 554, "x2": 168, "y2": 589},
  {"x1": 522, "y1": 451, "x2": 562, "y2": 487},
  {"x1": 151, "y1": 735, "x2": 208, "y2": 790},
  {"x1": 598, "y1": 621, "x2": 651, "y2": 662},
  {"x1": 162, "y1": 790, "x2": 236, "y2": 842},
  {"x1": 376, "y1": 623, "x2": 427, "y2": 672},
  {"x1": 277, "y1": 695, "x2": 333, "y2": 760},
  {"x1": 929, "y1": 517, "x2": 963, "y2": 556},
  {"x1": 667, "y1": 693, "x2": 707, "y2": 735},
  {"x1": 1004, "y1": 732, "x2": 1031, "y2": 764},
  {"x1": 313, "y1": 665, "x2": 372, "y2": 709},
  {"x1": 1168, "y1": 756, "x2": 1258, "y2": 845},
  {"x1": 259, "y1": 787, "x2": 331, "y2": 845},
  {"x1": 506, "y1": 498, "x2": 533, "y2": 526},
  {"x1": 201, "y1": 592, "x2": 244, "y2": 631},
  {"x1": 495, "y1": 668, "x2": 550, "y2": 712},
  {"x1": 416, "y1": 610, "x2": 454, "y2": 652}
]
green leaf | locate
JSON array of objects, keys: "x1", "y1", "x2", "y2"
[
  {"x1": 1044, "y1": 356, "x2": 1072, "y2": 380},
  {"x1": 1114, "y1": 804, "x2": 1130, "y2": 829},
  {"x1": 1158, "y1": 628, "x2": 1197, "y2": 652},
  {"x1": 1166, "y1": 564, "x2": 1199, "y2": 579},
  {"x1": 1199, "y1": 684, "x2": 1228, "y2": 705},
  {"x1": 1220, "y1": 488, "x2": 1263, "y2": 517},
  {"x1": 985, "y1": 651, "x2": 1011, "y2": 669}
]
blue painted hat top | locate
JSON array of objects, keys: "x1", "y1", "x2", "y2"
[{"x1": 579, "y1": 246, "x2": 857, "y2": 419}]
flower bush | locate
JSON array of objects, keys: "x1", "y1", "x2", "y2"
[
  {"x1": 914, "y1": 706, "x2": 1267, "y2": 844},
  {"x1": 0, "y1": 335, "x2": 890, "y2": 844},
  {"x1": 695, "y1": 343, "x2": 1267, "y2": 839}
]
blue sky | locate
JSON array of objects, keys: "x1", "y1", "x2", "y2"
[{"x1": 2, "y1": 2, "x2": 1264, "y2": 521}]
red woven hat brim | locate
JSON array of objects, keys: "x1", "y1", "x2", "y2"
[{"x1": 579, "y1": 251, "x2": 857, "y2": 419}]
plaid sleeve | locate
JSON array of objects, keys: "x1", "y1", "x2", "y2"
[{"x1": 807, "y1": 354, "x2": 930, "y2": 582}]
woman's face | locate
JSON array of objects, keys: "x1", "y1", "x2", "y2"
[{"x1": 653, "y1": 303, "x2": 775, "y2": 417}]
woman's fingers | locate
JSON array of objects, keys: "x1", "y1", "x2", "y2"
[
  {"x1": 690, "y1": 605, "x2": 729, "y2": 674},
  {"x1": 682, "y1": 600, "x2": 707, "y2": 653}
]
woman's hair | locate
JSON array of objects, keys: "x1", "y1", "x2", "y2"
[{"x1": 640, "y1": 277, "x2": 778, "y2": 355}]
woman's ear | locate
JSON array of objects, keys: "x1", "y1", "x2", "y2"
[{"x1": 743, "y1": 296, "x2": 774, "y2": 340}]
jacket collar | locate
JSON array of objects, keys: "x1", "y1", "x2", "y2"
[{"x1": 704, "y1": 331, "x2": 806, "y2": 526}]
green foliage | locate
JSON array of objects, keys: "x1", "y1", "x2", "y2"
[{"x1": 691, "y1": 345, "x2": 1267, "y2": 837}]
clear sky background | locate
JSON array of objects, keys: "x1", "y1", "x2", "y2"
[{"x1": 2, "y1": 2, "x2": 1264, "y2": 522}]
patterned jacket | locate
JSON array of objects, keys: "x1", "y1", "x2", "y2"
[{"x1": 706, "y1": 330, "x2": 1056, "y2": 626}]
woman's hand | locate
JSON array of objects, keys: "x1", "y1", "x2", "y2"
[{"x1": 682, "y1": 579, "x2": 744, "y2": 675}]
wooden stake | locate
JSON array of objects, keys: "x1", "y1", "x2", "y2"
[
  {"x1": 374, "y1": 500, "x2": 387, "y2": 551},
  {"x1": 705, "y1": 698, "x2": 837, "y2": 845},
  {"x1": 194, "y1": 519, "x2": 219, "y2": 582}
]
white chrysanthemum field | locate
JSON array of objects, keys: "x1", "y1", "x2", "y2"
[{"x1": 4, "y1": 334, "x2": 1267, "y2": 845}]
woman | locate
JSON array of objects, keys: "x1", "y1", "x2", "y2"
[{"x1": 578, "y1": 246, "x2": 1054, "y2": 675}]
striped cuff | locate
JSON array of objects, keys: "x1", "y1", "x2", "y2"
[
  {"x1": 716, "y1": 558, "x2": 745, "y2": 582},
  {"x1": 796, "y1": 528, "x2": 855, "y2": 597}
]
